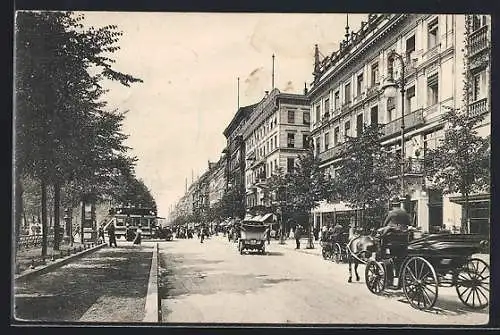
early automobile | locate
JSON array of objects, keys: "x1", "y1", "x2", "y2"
[{"x1": 238, "y1": 221, "x2": 267, "y2": 255}]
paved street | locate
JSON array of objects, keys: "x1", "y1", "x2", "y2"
[
  {"x1": 159, "y1": 235, "x2": 489, "y2": 325},
  {"x1": 14, "y1": 243, "x2": 153, "y2": 322}
]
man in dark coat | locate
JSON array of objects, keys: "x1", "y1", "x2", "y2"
[
  {"x1": 294, "y1": 224, "x2": 302, "y2": 249},
  {"x1": 107, "y1": 223, "x2": 117, "y2": 247},
  {"x1": 378, "y1": 206, "x2": 411, "y2": 237}
]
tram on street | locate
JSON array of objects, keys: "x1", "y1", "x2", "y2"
[{"x1": 106, "y1": 206, "x2": 158, "y2": 240}]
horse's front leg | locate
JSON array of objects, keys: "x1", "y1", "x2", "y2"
[
  {"x1": 348, "y1": 255, "x2": 353, "y2": 283},
  {"x1": 354, "y1": 259, "x2": 360, "y2": 281}
]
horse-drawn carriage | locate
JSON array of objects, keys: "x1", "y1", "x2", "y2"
[
  {"x1": 321, "y1": 232, "x2": 350, "y2": 263},
  {"x1": 363, "y1": 232, "x2": 489, "y2": 310}
]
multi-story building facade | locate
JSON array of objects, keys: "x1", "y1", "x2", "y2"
[
  {"x1": 307, "y1": 14, "x2": 490, "y2": 235},
  {"x1": 243, "y1": 88, "x2": 310, "y2": 213},
  {"x1": 206, "y1": 155, "x2": 227, "y2": 208},
  {"x1": 223, "y1": 103, "x2": 257, "y2": 218}
]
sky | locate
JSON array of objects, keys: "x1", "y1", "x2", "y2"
[{"x1": 80, "y1": 12, "x2": 366, "y2": 217}]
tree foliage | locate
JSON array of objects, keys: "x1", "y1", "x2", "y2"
[
  {"x1": 425, "y1": 108, "x2": 490, "y2": 232},
  {"x1": 15, "y1": 11, "x2": 147, "y2": 254},
  {"x1": 336, "y1": 124, "x2": 399, "y2": 228}
]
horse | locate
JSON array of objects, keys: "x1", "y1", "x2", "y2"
[{"x1": 346, "y1": 231, "x2": 378, "y2": 283}]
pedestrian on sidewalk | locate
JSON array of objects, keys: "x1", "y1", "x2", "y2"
[
  {"x1": 295, "y1": 224, "x2": 302, "y2": 249},
  {"x1": 133, "y1": 225, "x2": 142, "y2": 245},
  {"x1": 98, "y1": 226, "x2": 105, "y2": 244},
  {"x1": 107, "y1": 223, "x2": 118, "y2": 248},
  {"x1": 265, "y1": 226, "x2": 271, "y2": 245},
  {"x1": 200, "y1": 226, "x2": 205, "y2": 243}
]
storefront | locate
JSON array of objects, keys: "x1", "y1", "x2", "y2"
[{"x1": 449, "y1": 193, "x2": 490, "y2": 237}]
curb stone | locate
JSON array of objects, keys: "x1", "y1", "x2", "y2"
[
  {"x1": 143, "y1": 242, "x2": 159, "y2": 323},
  {"x1": 15, "y1": 243, "x2": 107, "y2": 282}
]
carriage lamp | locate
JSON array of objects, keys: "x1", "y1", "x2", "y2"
[{"x1": 382, "y1": 49, "x2": 407, "y2": 210}]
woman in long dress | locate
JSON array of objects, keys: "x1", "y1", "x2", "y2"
[{"x1": 133, "y1": 226, "x2": 142, "y2": 245}]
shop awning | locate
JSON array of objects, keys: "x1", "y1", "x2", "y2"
[
  {"x1": 252, "y1": 215, "x2": 262, "y2": 222},
  {"x1": 259, "y1": 213, "x2": 274, "y2": 222},
  {"x1": 449, "y1": 193, "x2": 491, "y2": 205}
]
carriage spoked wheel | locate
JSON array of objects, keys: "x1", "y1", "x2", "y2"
[
  {"x1": 365, "y1": 260, "x2": 386, "y2": 295},
  {"x1": 402, "y1": 256, "x2": 439, "y2": 310},
  {"x1": 455, "y1": 258, "x2": 489, "y2": 309},
  {"x1": 334, "y1": 243, "x2": 343, "y2": 263},
  {"x1": 321, "y1": 244, "x2": 331, "y2": 260}
]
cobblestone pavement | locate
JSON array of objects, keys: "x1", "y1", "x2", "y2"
[
  {"x1": 159, "y1": 235, "x2": 489, "y2": 325},
  {"x1": 13, "y1": 243, "x2": 153, "y2": 322}
]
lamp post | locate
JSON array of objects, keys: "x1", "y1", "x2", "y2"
[{"x1": 382, "y1": 50, "x2": 407, "y2": 210}]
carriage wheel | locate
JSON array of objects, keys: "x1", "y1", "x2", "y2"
[
  {"x1": 321, "y1": 245, "x2": 330, "y2": 260},
  {"x1": 455, "y1": 258, "x2": 489, "y2": 309},
  {"x1": 402, "y1": 257, "x2": 438, "y2": 310},
  {"x1": 365, "y1": 260, "x2": 386, "y2": 295},
  {"x1": 334, "y1": 243, "x2": 343, "y2": 263}
]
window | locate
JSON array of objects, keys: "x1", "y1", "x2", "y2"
[
  {"x1": 428, "y1": 18, "x2": 439, "y2": 49},
  {"x1": 427, "y1": 73, "x2": 439, "y2": 106},
  {"x1": 472, "y1": 71, "x2": 486, "y2": 101},
  {"x1": 334, "y1": 91, "x2": 340, "y2": 110},
  {"x1": 357, "y1": 73, "x2": 364, "y2": 96},
  {"x1": 388, "y1": 108, "x2": 395, "y2": 122},
  {"x1": 325, "y1": 132, "x2": 330, "y2": 150},
  {"x1": 274, "y1": 159, "x2": 278, "y2": 171},
  {"x1": 406, "y1": 35, "x2": 416, "y2": 61},
  {"x1": 344, "y1": 82, "x2": 351, "y2": 104},
  {"x1": 303, "y1": 112, "x2": 310, "y2": 125},
  {"x1": 275, "y1": 135, "x2": 278, "y2": 148},
  {"x1": 406, "y1": 86, "x2": 416, "y2": 112},
  {"x1": 267, "y1": 140, "x2": 270, "y2": 152},
  {"x1": 370, "y1": 106, "x2": 379, "y2": 125},
  {"x1": 287, "y1": 133, "x2": 295, "y2": 148},
  {"x1": 324, "y1": 98, "x2": 330, "y2": 116},
  {"x1": 344, "y1": 120, "x2": 351, "y2": 137},
  {"x1": 288, "y1": 110, "x2": 295, "y2": 123},
  {"x1": 287, "y1": 158, "x2": 295, "y2": 173},
  {"x1": 315, "y1": 138, "x2": 321, "y2": 155},
  {"x1": 472, "y1": 15, "x2": 487, "y2": 31},
  {"x1": 334, "y1": 127, "x2": 339, "y2": 146},
  {"x1": 356, "y1": 114, "x2": 363, "y2": 136},
  {"x1": 371, "y1": 62, "x2": 379, "y2": 87},
  {"x1": 315, "y1": 105, "x2": 320, "y2": 123},
  {"x1": 303, "y1": 134, "x2": 310, "y2": 149}
]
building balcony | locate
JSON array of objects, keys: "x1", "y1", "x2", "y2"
[
  {"x1": 468, "y1": 25, "x2": 489, "y2": 56},
  {"x1": 469, "y1": 97, "x2": 488, "y2": 117},
  {"x1": 317, "y1": 142, "x2": 347, "y2": 162},
  {"x1": 381, "y1": 108, "x2": 424, "y2": 139},
  {"x1": 388, "y1": 158, "x2": 425, "y2": 178}
]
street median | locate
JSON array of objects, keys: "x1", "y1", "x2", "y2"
[{"x1": 15, "y1": 243, "x2": 107, "y2": 282}]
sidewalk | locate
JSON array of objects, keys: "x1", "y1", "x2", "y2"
[{"x1": 14, "y1": 242, "x2": 154, "y2": 322}]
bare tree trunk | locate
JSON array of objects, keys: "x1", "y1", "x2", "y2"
[
  {"x1": 41, "y1": 179, "x2": 48, "y2": 257},
  {"x1": 53, "y1": 182, "x2": 61, "y2": 250},
  {"x1": 463, "y1": 192, "x2": 470, "y2": 234}
]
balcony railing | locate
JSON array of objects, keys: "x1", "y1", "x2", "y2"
[
  {"x1": 469, "y1": 98, "x2": 488, "y2": 117},
  {"x1": 388, "y1": 158, "x2": 425, "y2": 178},
  {"x1": 318, "y1": 142, "x2": 347, "y2": 162},
  {"x1": 468, "y1": 25, "x2": 489, "y2": 56},
  {"x1": 382, "y1": 108, "x2": 424, "y2": 138}
]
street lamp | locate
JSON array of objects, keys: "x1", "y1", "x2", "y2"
[{"x1": 382, "y1": 50, "x2": 407, "y2": 211}]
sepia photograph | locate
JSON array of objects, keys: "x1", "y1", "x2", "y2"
[{"x1": 12, "y1": 11, "x2": 491, "y2": 326}]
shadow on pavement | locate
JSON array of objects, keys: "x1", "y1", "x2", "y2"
[
  {"x1": 14, "y1": 246, "x2": 152, "y2": 322},
  {"x1": 158, "y1": 252, "x2": 301, "y2": 300},
  {"x1": 264, "y1": 251, "x2": 284, "y2": 256}
]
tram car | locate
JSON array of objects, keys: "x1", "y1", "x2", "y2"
[{"x1": 105, "y1": 206, "x2": 158, "y2": 240}]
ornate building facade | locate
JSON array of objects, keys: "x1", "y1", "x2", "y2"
[
  {"x1": 307, "y1": 14, "x2": 490, "y2": 235},
  {"x1": 243, "y1": 88, "x2": 310, "y2": 213}
]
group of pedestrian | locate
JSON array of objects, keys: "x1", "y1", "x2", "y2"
[{"x1": 97, "y1": 222, "x2": 144, "y2": 248}]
